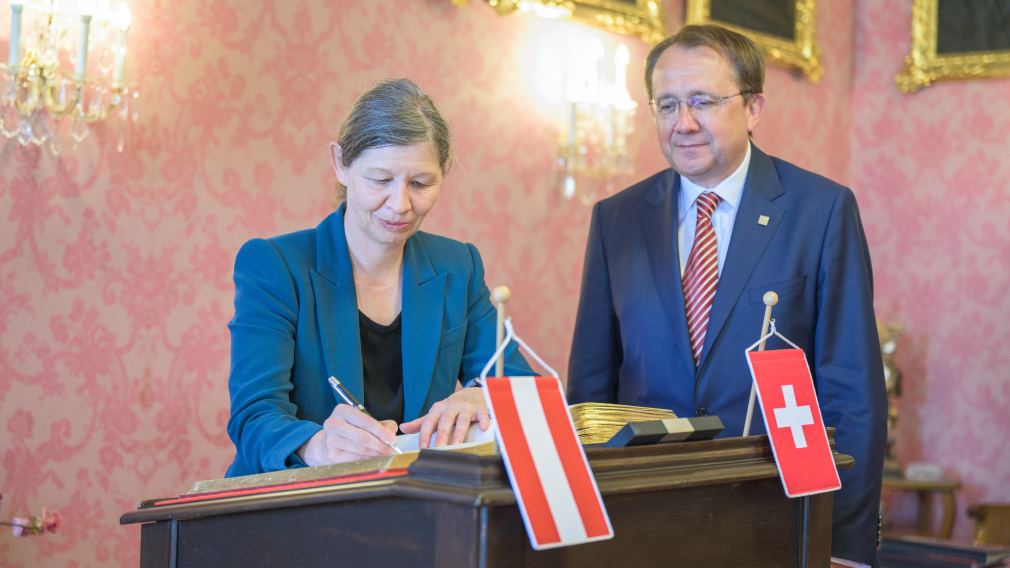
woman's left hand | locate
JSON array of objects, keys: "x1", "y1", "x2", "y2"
[{"x1": 400, "y1": 387, "x2": 489, "y2": 448}]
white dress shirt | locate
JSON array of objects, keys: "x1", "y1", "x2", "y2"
[{"x1": 677, "y1": 143, "x2": 752, "y2": 277}]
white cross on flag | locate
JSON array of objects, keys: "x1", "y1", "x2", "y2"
[
  {"x1": 483, "y1": 376, "x2": 614, "y2": 550},
  {"x1": 746, "y1": 348, "x2": 841, "y2": 498}
]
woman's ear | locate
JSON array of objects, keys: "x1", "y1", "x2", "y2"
[{"x1": 330, "y1": 142, "x2": 348, "y2": 187}]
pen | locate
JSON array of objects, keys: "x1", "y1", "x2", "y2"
[{"x1": 328, "y1": 376, "x2": 404, "y2": 455}]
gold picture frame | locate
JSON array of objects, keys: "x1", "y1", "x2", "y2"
[
  {"x1": 455, "y1": 1, "x2": 665, "y2": 44},
  {"x1": 895, "y1": 0, "x2": 1010, "y2": 93},
  {"x1": 684, "y1": 0, "x2": 822, "y2": 82}
]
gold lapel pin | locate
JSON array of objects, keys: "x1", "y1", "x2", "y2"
[{"x1": 758, "y1": 215, "x2": 770, "y2": 226}]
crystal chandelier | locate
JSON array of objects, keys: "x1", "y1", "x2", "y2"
[
  {"x1": 1, "y1": 0, "x2": 137, "y2": 155},
  {"x1": 558, "y1": 40, "x2": 636, "y2": 203}
]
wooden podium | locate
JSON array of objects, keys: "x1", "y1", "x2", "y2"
[{"x1": 122, "y1": 434, "x2": 852, "y2": 567}]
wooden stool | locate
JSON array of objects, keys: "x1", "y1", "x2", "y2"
[
  {"x1": 882, "y1": 477, "x2": 960, "y2": 539},
  {"x1": 968, "y1": 503, "x2": 1010, "y2": 546}
]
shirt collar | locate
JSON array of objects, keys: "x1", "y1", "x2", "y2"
[{"x1": 679, "y1": 143, "x2": 752, "y2": 220}]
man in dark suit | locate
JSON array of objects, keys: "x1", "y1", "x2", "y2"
[{"x1": 567, "y1": 25, "x2": 886, "y2": 566}]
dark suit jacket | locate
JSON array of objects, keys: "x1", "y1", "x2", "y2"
[
  {"x1": 568, "y1": 145, "x2": 886, "y2": 565},
  {"x1": 227, "y1": 205, "x2": 532, "y2": 477}
]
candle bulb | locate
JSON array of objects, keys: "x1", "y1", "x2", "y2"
[
  {"x1": 589, "y1": 38, "x2": 604, "y2": 102},
  {"x1": 111, "y1": 3, "x2": 132, "y2": 87},
  {"x1": 112, "y1": 46, "x2": 125, "y2": 87},
  {"x1": 76, "y1": 13, "x2": 92, "y2": 81},
  {"x1": 614, "y1": 44, "x2": 630, "y2": 99},
  {"x1": 8, "y1": 2, "x2": 23, "y2": 69}
]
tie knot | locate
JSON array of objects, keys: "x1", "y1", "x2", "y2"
[{"x1": 696, "y1": 192, "x2": 721, "y2": 219}]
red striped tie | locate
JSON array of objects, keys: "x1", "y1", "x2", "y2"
[{"x1": 683, "y1": 192, "x2": 722, "y2": 365}]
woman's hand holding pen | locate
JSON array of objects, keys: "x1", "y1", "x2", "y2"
[
  {"x1": 298, "y1": 404, "x2": 399, "y2": 466},
  {"x1": 399, "y1": 387, "x2": 489, "y2": 449}
]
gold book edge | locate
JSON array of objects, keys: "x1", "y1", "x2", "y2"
[
  {"x1": 188, "y1": 440, "x2": 499, "y2": 495},
  {"x1": 190, "y1": 403, "x2": 674, "y2": 494},
  {"x1": 569, "y1": 402, "x2": 677, "y2": 444}
]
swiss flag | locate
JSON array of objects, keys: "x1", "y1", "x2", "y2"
[
  {"x1": 746, "y1": 349, "x2": 841, "y2": 498},
  {"x1": 483, "y1": 376, "x2": 614, "y2": 550}
]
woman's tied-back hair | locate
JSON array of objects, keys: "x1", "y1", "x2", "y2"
[{"x1": 334, "y1": 78, "x2": 452, "y2": 202}]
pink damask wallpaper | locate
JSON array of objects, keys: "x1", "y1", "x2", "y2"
[
  {"x1": 0, "y1": 0, "x2": 1005, "y2": 565},
  {"x1": 852, "y1": 2, "x2": 1010, "y2": 540}
]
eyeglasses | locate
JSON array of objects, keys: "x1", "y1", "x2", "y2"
[{"x1": 649, "y1": 92, "x2": 752, "y2": 119}]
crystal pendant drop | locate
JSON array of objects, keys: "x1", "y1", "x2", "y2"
[
  {"x1": 30, "y1": 111, "x2": 52, "y2": 145},
  {"x1": 17, "y1": 122, "x2": 33, "y2": 146},
  {"x1": 0, "y1": 105, "x2": 19, "y2": 138},
  {"x1": 70, "y1": 114, "x2": 90, "y2": 143}
]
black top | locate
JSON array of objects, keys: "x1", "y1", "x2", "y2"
[{"x1": 358, "y1": 311, "x2": 405, "y2": 424}]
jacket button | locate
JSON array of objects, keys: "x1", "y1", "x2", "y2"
[{"x1": 695, "y1": 407, "x2": 708, "y2": 416}]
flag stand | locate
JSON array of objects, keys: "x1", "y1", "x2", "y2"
[
  {"x1": 743, "y1": 294, "x2": 839, "y2": 568},
  {"x1": 479, "y1": 317, "x2": 559, "y2": 381},
  {"x1": 492, "y1": 285, "x2": 511, "y2": 378},
  {"x1": 743, "y1": 291, "x2": 778, "y2": 436},
  {"x1": 797, "y1": 496, "x2": 810, "y2": 568},
  {"x1": 477, "y1": 292, "x2": 613, "y2": 550}
]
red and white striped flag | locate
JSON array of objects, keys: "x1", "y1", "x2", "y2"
[{"x1": 483, "y1": 376, "x2": 614, "y2": 550}]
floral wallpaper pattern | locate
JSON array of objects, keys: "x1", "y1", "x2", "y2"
[
  {"x1": 0, "y1": 0, "x2": 1006, "y2": 565},
  {"x1": 852, "y1": 1, "x2": 1010, "y2": 539}
]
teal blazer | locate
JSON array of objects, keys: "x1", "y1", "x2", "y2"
[{"x1": 226, "y1": 205, "x2": 532, "y2": 476}]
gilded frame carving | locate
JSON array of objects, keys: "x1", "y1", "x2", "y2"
[
  {"x1": 684, "y1": 0, "x2": 822, "y2": 82},
  {"x1": 895, "y1": 0, "x2": 1010, "y2": 93},
  {"x1": 455, "y1": 1, "x2": 665, "y2": 43}
]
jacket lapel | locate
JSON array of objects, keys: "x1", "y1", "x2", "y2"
[
  {"x1": 310, "y1": 205, "x2": 365, "y2": 405},
  {"x1": 698, "y1": 145, "x2": 785, "y2": 371},
  {"x1": 401, "y1": 235, "x2": 446, "y2": 422},
  {"x1": 642, "y1": 171, "x2": 696, "y2": 378}
]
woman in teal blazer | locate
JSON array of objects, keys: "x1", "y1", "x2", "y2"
[{"x1": 226, "y1": 80, "x2": 531, "y2": 476}]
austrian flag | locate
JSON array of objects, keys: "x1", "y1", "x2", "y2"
[
  {"x1": 483, "y1": 376, "x2": 614, "y2": 550},
  {"x1": 746, "y1": 348, "x2": 841, "y2": 498}
]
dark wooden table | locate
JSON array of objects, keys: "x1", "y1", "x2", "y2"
[{"x1": 122, "y1": 434, "x2": 852, "y2": 567}]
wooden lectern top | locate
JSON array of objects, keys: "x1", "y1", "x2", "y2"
[{"x1": 123, "y1": 433, "x2": 852, "y2": 568}]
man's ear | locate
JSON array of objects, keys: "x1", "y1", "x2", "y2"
[{"x1": 745, "y1": 93, "x2": 765, "y2": 134}]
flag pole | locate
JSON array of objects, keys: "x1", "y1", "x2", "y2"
[
  {"x1": 492, "y1": 285, "x2": 511, "y2": 377},
  {"x1": 743, "y1": 291, "x2": 778, "y2": 436}
]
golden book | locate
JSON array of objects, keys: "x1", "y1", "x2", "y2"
[{"x1": 184, "y1": 402, "x2": 676, "y2": 497}]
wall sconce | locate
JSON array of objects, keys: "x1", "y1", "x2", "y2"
[
  {"x1": 1, "y1": 0, "x2": 137, "y2": 155},
  {"x1": 558, "y1": 39, "x2": 636, "y2": 202}
]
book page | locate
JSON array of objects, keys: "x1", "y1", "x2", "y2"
[{"x1": 395, "y1": 420, "x2": 497, "y2": 452}]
